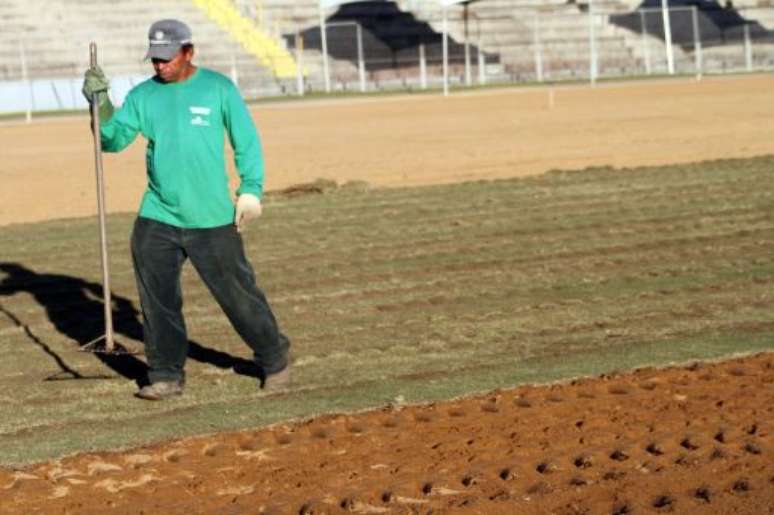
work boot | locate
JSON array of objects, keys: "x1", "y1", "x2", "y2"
[
  {"x1": 135, "y1": 380, "x2": 184, "y2": 400},
  {"x1": 261, "y1": 365, "x2": 291, "y2": 391}
]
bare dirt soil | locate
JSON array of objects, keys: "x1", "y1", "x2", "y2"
[
  {"x1": 1, "y1": 352, "x2": 771, "y2": 514},
  {"x1": 3, "y1": 75, "x2": 774, "y2": 226}
]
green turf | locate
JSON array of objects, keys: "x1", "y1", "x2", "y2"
[{"x1": 0, "y1": 156, "x2": 773, "y2": 466}]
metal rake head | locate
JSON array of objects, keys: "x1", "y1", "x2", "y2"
[{"x1": 80, "y1": 335, "x2": 141, "y2": 356}]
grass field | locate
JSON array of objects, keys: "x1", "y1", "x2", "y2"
[{"x1": 0, "y1": 156, "x2": 772, "y2": 467}]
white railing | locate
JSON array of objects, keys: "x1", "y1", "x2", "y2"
[{"x1": 4, "y1": 4, "x2": 774, "y2": 119}]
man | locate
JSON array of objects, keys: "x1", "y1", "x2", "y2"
[{"x1": 82, "y1": 19, "x2": 290, "y2": 400}]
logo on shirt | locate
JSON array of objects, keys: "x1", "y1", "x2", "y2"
[{"x1": 189, "y1": 106, "x2": 211, "y2": 127}]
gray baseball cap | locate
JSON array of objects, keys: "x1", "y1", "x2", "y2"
[{"x1": 145, "y1": 19, "x2": 192, "y2": 60}]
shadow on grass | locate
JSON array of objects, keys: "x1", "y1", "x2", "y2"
[{"x1": 0, "y1": 262, "x2": 258, "y2": 385}]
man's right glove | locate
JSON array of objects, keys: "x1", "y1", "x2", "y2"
[{"x1": 82, "y1": 66, "x2": 114, "y2": 122}]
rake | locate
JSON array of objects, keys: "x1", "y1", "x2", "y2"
[{"x1": 80, "y1": 42, "x2": 132, "y2": 356}]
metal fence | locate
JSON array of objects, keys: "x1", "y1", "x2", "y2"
[
  {"x1": 4, "y1": 5, "x2": 774, "y2": 118},
  {"x1": 303, "y1": 5, "x2": 774, "y2": 91}
]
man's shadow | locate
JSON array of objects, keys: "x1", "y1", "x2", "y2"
[{"x1": 0, "y1": 262, "x2": 258, "y2": 385}]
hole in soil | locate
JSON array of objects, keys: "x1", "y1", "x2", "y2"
[
  {"x1": 611, "y1": 502, "x2": 631, "y2": 515},
  {"x1": 164, "y1": 451, "x2": 184, "y2": 463},
  {"x1": 695, "y1": 486, "x2": 712, "y2": 503},
  {"x1": 275, "y1": 434, "x2": 293, "y2": 445},
  {"x1": 680, "y1": 438, "x2": 699, "y2": 451},
  {"x1": 461, "y1": 475, "x2": 475, "y2": 487},
  {"x1": 569, "y1": 476, "x2": 588, "y2": 487},
  {"x1": 732, "y1": 479, "x2": 751, "y2": 493},
  {"x1": 488, "y1": 490, "x2": 510, "y2": 501},
  {"x1": 608, "y1": 386, "x2": 630, "y2": 395},
  {"x1": 646, "y1": 443, "x2": 664, "y2": 456},
  {"x1": 381, "y1": 491, "x2": 393, "y2": 503},
  {"x1": 710, "y1": 448, "x2": 726, "y2": 460},
  {"x1": 639, "y1": 382, "x2": 657, "y2": 391},
  {"x1": 311, "y1": 428, "x2": 329, "y2": 439},
  {"x1": 745, "y1": 424, "x2": 758, "y2": 435},
  {"x1": 203, "y1": 444, "x2": 227, "y2": 457},
  {"x1": 526, "y1": 481, "x2": 552, "y2": 495},
  {"x1": 381, "y1": 417, "x2": 400, "y2": 428},
  {"x1": 536, "y1": 462, "x2": 555, "y2": 474},
  {"x1": 652, "y1": 495, "x2": 673, "y2": 509},
  {"x1": 603, "y1": 470, "x2": 626, "y2": 481},
  {"x1": 339, "y1": 497, "x2": 355, "y2": 509},
  {"x1": 448, "y1": 409, "x2": 466, "y2": 418},
  {"x1": 674, "y1": 454, "x2": 692, "y2": 466},
  {"x1": 573, "y1": 455, "x2": 593, "y2": 469},
  {"x1": 609, "y1": 450, "x2": 629, "y2": 461},
  {"x1": 421, "y1": 482, "x2": 433, "y2": 495},
  {"x1": 714, "y1": 431, "x2": 726, "y2": 444},
  {"x1": 237, "y1": 436, "x2": 263, "y2": 451},
  {"x1": 415, "y1": 413, "x2": 434, "y2": 423},
  {"x1": 744, "y1": 443, "x2": 762, "y2": 455},
  {"x1": 481, "y1": 403, "x2": 499, "y2": 413},
  {"x1": 515, "y1": 398, "x2": 532, "y2": 408},
  {"x1": 499, "y1": 468, "x2": 515, "y2": 480},
  {"x1": 346, "y1": 424, "x2": 365, "y2": 434}
]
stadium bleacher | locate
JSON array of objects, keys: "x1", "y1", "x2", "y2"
[
  {"x1": 0, "y1": 0, "x2": 296, "y2": 108},
  {"x1": 2, "y1": 0, "x2": 774, "y2": 114}
]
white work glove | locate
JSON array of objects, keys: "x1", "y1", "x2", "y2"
[{"x1": 234, "y1": 193, "x2": 262, "y2": 232}]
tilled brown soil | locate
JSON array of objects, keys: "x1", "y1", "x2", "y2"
[{"x1": 1, "y1": 353, "x2": 771, "y2": 514}]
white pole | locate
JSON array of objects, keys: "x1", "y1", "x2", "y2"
[
  {"x1": 420, "y1": 42, "x2": 428, "y2": 89},
  {"x1": 19, "y1": 40, "x2": 32, "y2": 123},
  {"x1": 661, "y1": 0, "x2": 675, "y2": 74},
  {"x1": 356, "y1": 23, "x2": 366, "y2": 92},
  {"x1": 478, "y1": 41, "x2": 486, "y2": 85},
  {"x1": 691, "y1": 6, "x2": 702, "y2": 80},
  {"x1": 319, "y1": 5, "x2": 331, "y2": 92},
  {"x1": 588, "y1": 0, "x2": 597, "y2": 85},
  {"x1": 744, "y1": 23, "x2": 753, "y2": 72},
  {"x1": 296, "y1": 29, "x2": 305, "y2": 96},
  {"x1": 640, "y1": 9, "x2": 652, "y2": 75},
  {"x1": 442, "y1": 6, "x2": 449, "y2": 96},
  {"x1": 463, "y1": 4, "x2": 471, "y2": 86},
  {"x1": 534, "y1": 13, "x2": 543, "y2": 82}
]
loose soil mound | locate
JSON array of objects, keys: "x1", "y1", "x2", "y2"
[{"x1": 2, "y1": 353, "x2": 771, "y2": 514}]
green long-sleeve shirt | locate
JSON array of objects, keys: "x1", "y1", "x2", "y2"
[{"x1": 101, "y1": 68, "x2": 264, "y2": 228}]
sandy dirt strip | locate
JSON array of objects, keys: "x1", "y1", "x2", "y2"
[{"x1": 2, "y1": 75, "x2": 774, "y2": 226}]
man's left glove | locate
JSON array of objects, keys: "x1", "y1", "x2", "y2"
[
  {"x1": 82, "y1": 66, "x2": 114, "y2": 122},
  {"x1": 234, "y1": 193, "x2": 262, "y2": 232}
]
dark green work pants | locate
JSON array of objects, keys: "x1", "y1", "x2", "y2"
[{"x1": 130, "y1": 217, "x2": 289, "y2": 384}]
